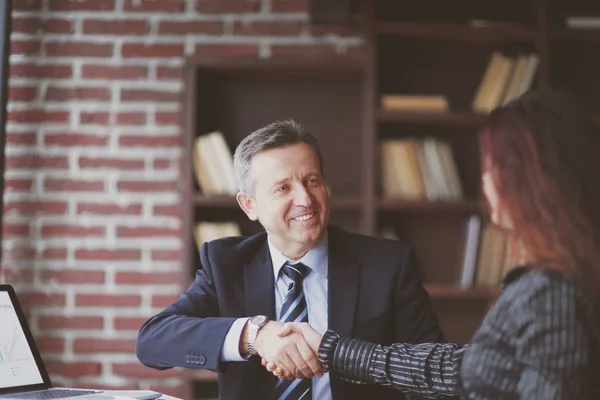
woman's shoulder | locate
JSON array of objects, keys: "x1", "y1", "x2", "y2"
[{"x1": 500, "y1": 265, "x2": 597, "y2": 313}]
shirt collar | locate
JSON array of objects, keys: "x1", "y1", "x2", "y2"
[{"x1": 268, "y1": 233, "x2": 329, "y2": 281}]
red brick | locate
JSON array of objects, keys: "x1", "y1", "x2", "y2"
[
  {"x1": 39, "y1": 316, "x2": 104, "y2": 330},
  {"x1": 76, "y1": 294, "x2": 141, "y2": 307},
  {"x1": 44, "y1": 178, "x2": 105, "y2": 192},
  {"x1": 6, "y1": 246, "x2": 36, "y2": 260},
  {"x1": 271, "y1": 45, "x2": 339, "y2": 59},
  {"x1": 36, "y1": 337, "x2": 65, "y2": 353},
  {"x1": 0, "y1": 268, "x2": 35, "y2": 284},
  {"x1": 120, "y1": 89, "x2": 180, "y2": 102},
  {"x1": 40, "y1": 269, "x2": 106, "y2": 284},
  {"x1": 154, "y1": 111, "x2": 179, "y2": 125},
  {"x1": 117, "y1": 180, "x2": 177, "y2": 192},
  {"x1": 6, "y1": 132, "x2": 37, "y2": 146},
  {"x1": 76, "y1": 383, "x2": 139, "y2": 391},
  {"x1": 233, "y1": 20, "x2": 303, "y2": 36},
  {"x1": 310, "y1": 24, "x2": 363, "y2": 37},
  {"x1": 11, "y1": 39, "x2": 41, "y2": 56},
  {"x1": 8, "y1": 85, "x2": 38, "y2": 102},
  {"x1": 8, "y1": 109, "x2": 69, "y2": 124},
  {"x1": 156, "y1": 65, "x2": 182, "y2": 80},
  {"x1": 122, "y1": 43, "x2": 184, "y2": 58},
  {"x1": 11, "y1": 17, "x2": 75, "y2": 34},
  {"x1": 77, "y1": 202, "x2": 142, "y2": 215},
  {"x1": 44, "y1": 133, "x2": 108, "y2": 147},
  {"x1": 153, "y1": 158, "x2": 171, "y2": 169},
  {"x1": 10, "y1": 62, "x2": 73, "y2": 79},
  {"x1": 18, "y1": 292, "x2": 66, "y2": 307},
  {"x1": 3, "y1": 223, "x2": 30, "y2": 237},
  {"x1": 82, "y1": 64, "x2": 147, "y2": 80},
  {"x1": 117, "y1": 226, "x2": 180, "y2": 238},
  {"x1": 83, "y1": 19, "x2": 150, "y2": 35},
  {"x1": 196, "y1": 0, "x2": 259, "y2": 13},
  {"x1": 41, "y1": 224, "x2": 105, "y2": 237},
  {"x1": 114, "y1": 317, "x2": 149, "y2": 331},
  {"x1": 13, "y1": 0, "x2": 42, "y2": 11},
  {"x1": 5, "y1": 178, "x2": 33, "y2": 191},
  {"x1": 194, "y1": 44, "x2": 259, "y2": 58},
  {"x1": 151, "y1": 249, "x2": 180, "y2": 261},
  {"x1": 48, "y1": 0, "x2": 115, "y2": 11},
  {"x1": 46, "y1": 85, "x2": 110, "y2": 101},
  {"x1": 79, "y1": 157, "x2": 145, "y2": 170},
  {"x1": 113, "y1": 363, "x2": 179, "y2": 379},
  {"x1": 124, "y1": 0, "x2": 184, "y2": 12},
  {"x1": 6, "y1": 154, "x2": 68, "y2": 169},
  {"x1": 44, "y1": 248, "x2": 68, "y2": 260},
  {"x1": 152, "y1": 294, "x2": 179, "y2": 307},
  {"x1": 45, "y1": 361, "x2": 101, "y2": 378},
  {"x1": 119, "y1": 135, "x2": 180, "y2": 147},
  {"x1": 115, "y1": 271, "x2": 180, "y2": 284},
  {"x1": 75, "y1": 249, "x2": 141, "y2": 261},
  {"x1": 74, "y1": 338, "x2": 137, "y2": 354},
  {"x1": 5, "y1": 200, "x2": 68, "y2": 216},
  {"x1": 45, "y1": 41, "x2": 114, "y2": 57},
  {"x1": 158, "y1": 21, "x2": 223, "y2": 35},
  {"x1": 271, "y1": 0, "x2": 308, "y2": 12},
  {"x1": 152, "y1": 204, "x2": 179, "y2": 216},
  {"x1": 116, "y1": 111, "x2": 146, "y2": 125},
  {"x1": 80, "y1": 111, "x2": 110, "y2": 125}
]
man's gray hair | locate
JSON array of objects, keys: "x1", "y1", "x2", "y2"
[{"x1": 233, "y1": 120, "x2": 324, "y2": 195}]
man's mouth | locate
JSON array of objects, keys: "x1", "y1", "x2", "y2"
[{"x1": 292, "y1": 212, "x2": 315, "y2": 222}]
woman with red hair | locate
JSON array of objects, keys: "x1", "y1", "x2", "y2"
[{"x1": 267, "y1": 90, "x2": 600, "y2": 399}]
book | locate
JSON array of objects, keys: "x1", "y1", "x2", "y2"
[
  {"x1": 472, "y1": 52, "x2": 515, "y2": 113},
  {"x1": 380, "y1": 94, "x2": 449, "y2": 112}
]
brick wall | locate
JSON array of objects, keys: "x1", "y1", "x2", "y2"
[{"x1": 2, "y1": 0, "x2": 363, "y2": 397}]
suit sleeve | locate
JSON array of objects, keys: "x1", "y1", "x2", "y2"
[
  {"x1": 135, "y1": 241, "x2": 237, "y2": 372},
  {"x1": 394, "y1": 246, "x2": 445, "y2": 344}
]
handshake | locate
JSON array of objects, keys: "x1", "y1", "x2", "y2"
[{"x1": 244, "y1": 321, "x2": 324, "y2": 380}]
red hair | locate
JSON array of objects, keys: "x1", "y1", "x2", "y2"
[{"x1": 480, "y1": 90, "x2": 600, "y2": 288}]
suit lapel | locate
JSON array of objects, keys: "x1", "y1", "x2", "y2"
[
  {"x1": 244, "y1": 240, "x2": 276, "y2": 320},
  {"x1": 327, "y1": 227, "x2": 360, "y2": 400},
  {"x1": 243, "y1": 240, "x2": 277, "y2": 399}
]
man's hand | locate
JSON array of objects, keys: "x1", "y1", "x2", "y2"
[
  {"x1": 247, "y1": 321, "x2": 322, "y2": 380},
  {"x1": 261, "y1": 322, "x2": 324, "y2": 380}
]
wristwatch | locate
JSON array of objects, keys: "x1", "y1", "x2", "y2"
[{"x1": 246, "y1": 315, "x2": 269, "y2": 356}]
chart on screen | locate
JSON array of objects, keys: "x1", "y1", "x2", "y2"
[{"x1": 0, "y1": 292, "x2": 44, "y2": 389}]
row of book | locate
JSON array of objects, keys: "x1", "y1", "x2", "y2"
[
  {"x1": 380, "y1": 138, "x2": 463, "y2": 200},
  {"x1": 459, "y1": 215, "x2": 524, "y2": 288},
  {"x1": 379, "y1": 52, "x2": 539, "y2": 114},
  {"x1": 193, "y1": 131, "x2": 237, "y2": 195}
]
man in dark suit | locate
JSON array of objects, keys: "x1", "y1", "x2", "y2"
[{"x1": 136, "y1": 120, "x2": 444, "y2": 400}]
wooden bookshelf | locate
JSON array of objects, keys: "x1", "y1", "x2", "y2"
[{"x1": 179, "y1": 0, "x2": 600, "y2": 396}]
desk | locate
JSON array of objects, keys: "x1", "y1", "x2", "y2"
[{"x1": 159, "y1": 396, "x2": 181, "y2": 400}]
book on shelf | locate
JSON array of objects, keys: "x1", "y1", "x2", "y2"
[
  {"x1": 380, "y1": 94, "x2": 449, "y2": 113},
  {"x1": 566, "y1": 17, "x2": 600, "y2": 29},
  {"x1": 380, "y1": 138, "x2": 464, "y2": 201},
  {"x1": 193, "y1": 221, "x2": 242, "y2": 249},
  {"x1": 459, "y1": 218, "x2": 522, "y2": 288},
  {"x1": 472, "y1": 52, "x2": 539, "y2": 112},
  {"x1": 192, "y1": 131, "x2": 237, "y2": 195}
]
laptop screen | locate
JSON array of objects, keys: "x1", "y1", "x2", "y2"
[{"x1": 0, "y1": 285, "x2": 51, "y2": 395}]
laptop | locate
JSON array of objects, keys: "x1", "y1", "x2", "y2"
[{"x1": 0, "y1": 284, "x2": 162, "y2": 400}]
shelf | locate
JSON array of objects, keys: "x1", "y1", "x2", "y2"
[
  {"x1": 425, "y1": 283, "x2": 499, "y2": 300},
  {"x1": 193, "y1": 194, "x2": 361, "y2": 210},
  {"x1": 377, "y1": 110, "x2": 486, "y2": 127},
  {"x1": 376, "y1": 21, "x2": 537, "y2": 43},
  {"x1": 190, "y1": 56, "x2": 364, "y2": 74},
  {"x1": 551, "y1": 28, "x2": 600, "y2": 41},
  {"x1": 378, "y1": 198, "x2": 482, "y2": 213}
]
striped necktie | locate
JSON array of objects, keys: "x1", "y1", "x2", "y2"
[{"x1": 275, "y1": 262, "x2": 312, "y2": 400}]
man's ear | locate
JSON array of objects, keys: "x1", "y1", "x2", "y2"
[{"x1": 236, "y1": 192, "x2": 258, "y2": 221}]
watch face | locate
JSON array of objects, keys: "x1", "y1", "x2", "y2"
[{"x1": 251, "y1": 315, "x2": 267, "y2": 326}]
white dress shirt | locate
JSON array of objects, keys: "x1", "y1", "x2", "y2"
[{"x1": 220, "y1": 235, "x2": 331, "y2": 400}]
